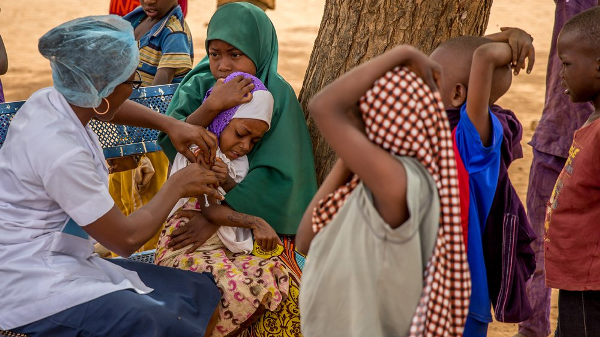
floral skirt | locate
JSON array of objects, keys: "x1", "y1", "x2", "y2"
[{"x1": 155, "y1": 200, "x2": 304, "y2": 337}]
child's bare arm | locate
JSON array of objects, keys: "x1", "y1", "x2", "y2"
[
  {"x1": 0, "y1": 35, "x2": 7, "y2": 75},
  {"x1": 109, "y1": 100, "x2": 218, "y2": 164},
  {"x1": 485, "y1": 27, "x2": 535, "y2": 75},
  {"x1": 152, "y1": 67, "x2": 176, "y2": 85},
  {"x1": 296, "y1": 158, "x2": 352, "y2": 255},
  {"x1": 309, "y1": 45, "x2": 441, "y2": 229},
  {"x1": 466, "y1": 42, "x2": 512, "y2": 146},
  {"x1": 211, "y1": 159, "x2": 237, "y2": 192},
  {"x1": 200, "y1": 200, "x2": 282, "y2": 252}
]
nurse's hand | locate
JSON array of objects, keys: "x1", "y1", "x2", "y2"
[
  {"x1": 168, "y1": 210, "x2": 220, "y2": 253},
  {"x1": 170, "y1": 163, "x2": 223, "y2": 200},
  {"x1": 166, "y1": 120, "x2": 218, "y2": 164}
]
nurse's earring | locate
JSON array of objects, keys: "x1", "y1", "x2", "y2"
[{"x1": 93, "y1": 98, "x2": 110, "y2": 115}]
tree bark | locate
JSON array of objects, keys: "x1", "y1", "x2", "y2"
[{"x1": 299, "y1": 0, "x2": 493, "y2": 183}]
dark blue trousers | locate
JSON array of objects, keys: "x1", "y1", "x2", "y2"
[
  {"x1": 13, "y1": 259, "x2": 220, "y2": 337},
  {"x1": 555, "y1": 289, "x2": 600, "y2": 337}
]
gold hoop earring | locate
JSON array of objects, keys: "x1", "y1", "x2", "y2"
[{"x1": 93, "y1": 98, "x2": 110, "y2": 115}]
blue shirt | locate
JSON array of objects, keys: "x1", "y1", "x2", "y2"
[
  {"x1": 124, "y1": 5, "x2": 193, "y2": 87},
  {"x1": 454, "y1": 103, "x2": 502, "y2": 324}
]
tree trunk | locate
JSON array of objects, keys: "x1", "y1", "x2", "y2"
[{"x1": 299, "y1": 0, "x2": 493, "y2": 184}]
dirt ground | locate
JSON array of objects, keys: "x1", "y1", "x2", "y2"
[{"x1": 1, "y1": 0, "x2": 558, "y2": 335}]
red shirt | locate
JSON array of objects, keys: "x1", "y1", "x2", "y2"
[
  {"x1": 545, "y1": 118, "x2": 600, "y2": 290},
  {"x1": 109, "y1": 0, "x2": 188, "y2": 17}
]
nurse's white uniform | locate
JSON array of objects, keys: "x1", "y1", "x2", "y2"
[{"x1": 0, "y1": 88, "x2": 151, "y2": 330}]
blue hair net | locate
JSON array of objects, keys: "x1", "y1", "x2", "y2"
[{"x1": 38, "y1": 15, "x2": 139, "y2": 108}]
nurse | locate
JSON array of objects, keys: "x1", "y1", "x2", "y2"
[{"x1": 0, "y1": 16, "x2": 222, "y2": 336}]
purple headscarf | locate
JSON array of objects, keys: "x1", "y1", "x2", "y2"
[{"x1": 206, "y1": 72, "x2": 269, "y2": 140}]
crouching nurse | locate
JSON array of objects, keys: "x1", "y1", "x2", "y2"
[{"x1": 0, "y1": 16, "x2": 223, "y2": 337}]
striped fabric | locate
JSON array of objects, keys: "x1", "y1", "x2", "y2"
[
  {"x1": 124, "y1": 6, "x2": 193, "y2": 87},
  {"x1": 110, "y1": 0, "x2": 188, "y2": 17},
  {"x1": 312, "y1": 67, "x2": 471, "y2": 336}
]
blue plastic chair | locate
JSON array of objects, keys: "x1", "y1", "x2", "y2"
[{"x1": 0, "y1": 84, "x2": 178, "y2": 159}]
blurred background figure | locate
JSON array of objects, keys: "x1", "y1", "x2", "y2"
[
  {"x1": 216, "y1": 0, "x2": 274, "y2": 11},
  {"x1": 110, "y1": 0, "x2": 188, "y2": 17},
  {"x1": 0, "y1": 9, "x2": 8, "y2": 103}
]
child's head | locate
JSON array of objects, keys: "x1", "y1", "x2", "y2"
[
  {"x1": 219, "y1": 118, "x2": 269, "y2": 160},
  {"x1": 207, "y1": 72, "x2": 274, "y2": 160},
  {"x1": 141, "y1": 0, "x2": 178, "y2": 20},
  {"x1": 204, "y1": 2, "x2": 277, "y2": 81},
  {"x1": 207, "y1": 40, "x2": 257, "y2": 79},
  {"x1": 557, "y1": 7, "x2": 600, "y2": 104},
  {"x1": 430, "y1": 36, "x2": 512, "y2": 108}
]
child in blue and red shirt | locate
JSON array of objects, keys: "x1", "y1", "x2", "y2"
[{"x1": 431, "y1": 32, "x2": 535, "y2": 336}]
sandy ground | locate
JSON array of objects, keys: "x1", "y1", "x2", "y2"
[{"x1": 1, "y1": 0, "x2": 558, "y2": 335}]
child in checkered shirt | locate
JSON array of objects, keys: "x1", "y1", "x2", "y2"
[
  {"x1": 430, "y1": 32, "x2": 535, "y2": 336},
  {"x1": 297, "y1": 46, "x2": 470, "y2": 336}
]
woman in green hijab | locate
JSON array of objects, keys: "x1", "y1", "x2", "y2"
[{"x1": 157, "y1": 3, "x2": 316, "y2": 336}]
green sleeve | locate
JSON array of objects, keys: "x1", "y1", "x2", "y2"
[{"x1": 158, "y1": 76, "x2": 208, "y2": 162}]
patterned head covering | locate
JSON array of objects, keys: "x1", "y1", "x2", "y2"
[
  {"x1": 206, "y1": 72, "x2": 272, "y2": 140},
  {"x1": 312, "y1": 67, "x2": 471, "y2": 336}
]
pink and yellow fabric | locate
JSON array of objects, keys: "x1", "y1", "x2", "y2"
[{"x1": 156, "y1": 198, "x2": 302, "y2": 337}]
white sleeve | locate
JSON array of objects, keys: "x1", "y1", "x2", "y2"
[{"x1": 42, "y1": 148, "x2": 114, "y2": 226}]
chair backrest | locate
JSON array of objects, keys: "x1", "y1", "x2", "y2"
[
  {"x1": 0, "y1": 100, "x2": 24, "y2": 149},
  {"x1": 0, "y1": 84, "x2": 179, "y2": 158}
]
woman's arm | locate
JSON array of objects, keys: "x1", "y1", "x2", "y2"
[
  {"x1": 296, "y1": 158, "x2": 352, "y2": 255},
  {"x1": 110, "y1": 100, "x2": 218, "y2": 164},
  {"x1": 308, "y1": 45, "x2": 441, "y2": 229},
  {"x1": 203, "y1": 201, "x2": 282, "y2": 251},
  {"x1": 185, "y1": 76, "x2": 255, "y2": 127},
  {"x1": 84, "y1": 163, "x2": 222, "y2": 257},
  {"x1": 168, "y1": 199, "x2": 282, "y2": 253}
]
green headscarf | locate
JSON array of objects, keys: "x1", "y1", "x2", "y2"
[{"x1": 158, "y1": 2, "x2": 317, "y2": 235}]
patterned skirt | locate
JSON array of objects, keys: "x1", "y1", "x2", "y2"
[{"x1": 155, "y1": 200, "x2": 304, "y2": 337}]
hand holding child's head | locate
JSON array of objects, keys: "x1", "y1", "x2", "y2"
[
  {"x1": 359, "y1": 67, "x2": 445, "y2": 158},
  {"x1": 206, "y1": 72, "x2": 273, "y2": 161},
  {"x1": 205, "y1": 75, "x2": 254, "y2": 113},
  {"x1": 400, "y1": 46, "x2": 442, "y2": 92},
  {"x1": 431, "y1": 36, "x2": 514, "y2": 108}
]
